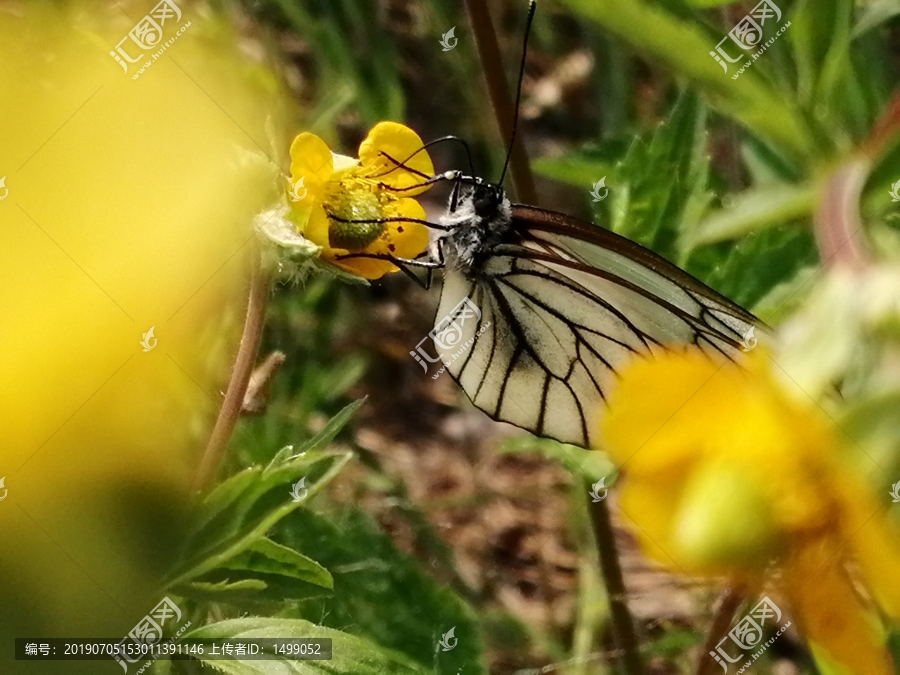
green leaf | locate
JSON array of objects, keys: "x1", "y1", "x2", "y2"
[
  {"x1": 532, "y1": 141, "x2": 627, "y2": 189},
  {"x1": 170, "y1": 401, "x2": 363, "y2": 587},
  {"x1": 683, "y1": 181, "x2": 819, "y2": 247},
  {"x1": 177, "y1": 547, "x2": 334, "y2": 604},
  {"x1": 608, "y1": 94, "x2": 711, "y2": 256},
  {"x1": 683, "y1": 0, "x2": 741, "y2": 6},
  {"x1": 743, "y1": 263, "x2": 819, "y2": 324},
  {"x1": 538, "y1": 95, "x2": 713, "y2": 264},
  {"x1": 185, "y1": 618, "x2": 431, "y2": 675},
  {"x1": 178, "y1": 579, "x2": 270, "y2": 603},
  {"x1": 223, "y1": 538, "x2": 333, "y2": 589},
  {"x1": 170, "y1": 449, "x2": 350, "y2": 587},
  {"x1": 197, "y1": 399, "x2": 363, "y2": 536},
  {"x1": 557, "y1": 0, "x2": 814, "y2": 164},
  {"x1": 261, "y1": 398, "x2": 364, "y2": 475},
  {"x1": 685, "y1": 226, "x2": 819, "y2": 312},
  {"x1": 853, "y1": 0, "x2": 900, "y2": 38},
  {"x1": 792, "y1": 0, "x2": 866, "y2": 137},
  {"x1": 279, "y1": 508, "x2": 486, "y2": 675},
  {"x1": 791, "y1": 0, "x2": 839, "y2": 96}
]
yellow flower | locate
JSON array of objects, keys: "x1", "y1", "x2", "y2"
[
  {"x1": 601, "y1": 350, "x2": 900, "y2": 675},
  {"x1": 287, "y1": 121, "x2": 433, "y2": 280}
]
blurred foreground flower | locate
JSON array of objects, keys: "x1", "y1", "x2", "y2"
[
  {"x1": 601, "y1": 351, "x2": 900, "y2": 674},
  {"x1": 777, "y1": 265, "x2": 900, "y2": 401},
  {"x1": 280, "y1": 121, "x2": 433, "y2": 280},
  {"x1": 0, "y1": 0, "x2": 293, "y2": 661}
]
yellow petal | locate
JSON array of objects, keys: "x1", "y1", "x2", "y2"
[
  {"x1": 302, "y1": 205, "x2": 332, "y2": 250},
  {"x1": 600, "y1": 352, "x2": 733, "y2": 472},
  {"x1": 289, "y1": 132, "x2": 334, "y2": 208},
  {"x1": 847, "y1": 504, "x2": 900, "y2": 618},
  {"x1": 381, "y1": 197, "x2": 430, "y2": 259},
  {"x1": 786, "y1": 544, "x2": 894, "y2": 675},
  {"x1": 327, "y1": 254, "x2": 395, "y2": 280},
  {"x1": 358, "y1": 121, "x2": 434, "y2": 194},
  {"x1": 618, "y1": 475, "x2": 687, "y2": 570}
]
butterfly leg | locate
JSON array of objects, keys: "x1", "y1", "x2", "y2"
[
  {"x1": 448, "y1": 174, "x2": 464, "y2": 213},
  {"x1": 421, "y1": 239, "x2": 446, "y2": 290},
  {"x1": 334, "y1": 252, "x2": 441, "y2": 290},
  {"x1": 324, "y1": 212, "x2": 449, "y2": 232}
]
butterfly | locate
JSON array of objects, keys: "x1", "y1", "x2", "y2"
[
  {"x1": 340, "y1": 1, "x2": 761, "y2": 449},
  {"x1": 424, "y1": 175, "x2": 759, "y2": 448}
]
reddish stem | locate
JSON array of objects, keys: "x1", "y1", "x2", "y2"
[{"x1": 192, "y1": 264, "x2": 269, "y2": 491}]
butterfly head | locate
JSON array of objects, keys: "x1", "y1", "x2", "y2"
[
  {"x1": 470, "y1": 179, "x2": 506, "y2": 220},
  {"x1": 438, "y1": 176, "x2": 512, "y2": 275}
]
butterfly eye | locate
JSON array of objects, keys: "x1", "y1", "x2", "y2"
[
  {"x1": 473, "y1": 199, "x2": 491, "y2": 218},
  {"x1": 473, "y1": 193, "x2": 496, "y2": 218}
]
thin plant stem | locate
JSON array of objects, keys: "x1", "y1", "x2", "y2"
[
  {"x1": 696, "y1": 586, "x2": 745, "y2": 675},
  {"x1": 571, "y1": 488, "x2": 607, "y2": 675},
  {"x1": 814, "y1": 91, "x2": 900, "y2": 270},
  {"x1": 586, "y1": 487, "x2": 643, "y2": 675},
  {"x1": 462, "y1": 0, "x2": 538, "y2": 204},
  {"x1": 192, "y1": 258, "x2": 270, "y2": 492},
  {"x1": 813, "y1": 158, "x2": 871, "y2": 270}
]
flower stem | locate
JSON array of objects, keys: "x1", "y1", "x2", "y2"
[
  {"x1": 192, "y1": 260, "x2": 270, "y2": 492},
  {"x1": 462, "y1": 0, "x2": 537, "y2": 204},
  {"x1": 696, "y1": 586, "x2": 744, "y2": 675},
  {"x1": 863, "y1": 90, "x2": 900, "y2": 159},
  {"x1": 813, "y1": 158, "x2": 871, "y2": 270},
  {"x1": 813, "y1": 92, "x2": 900, "y2": 270},
  {"x1": 586, "y1": 488, "x2": 643, "y2": 675}
]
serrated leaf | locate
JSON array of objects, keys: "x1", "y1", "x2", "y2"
[
  {"x1": 185, "y1": 618, "x2": 430, "y2": 675},
  {"x1": 611, "y1": 94, "x2": 711, "y2": 255},
  {"x1": 264, "y1": 399, "x2": 364, "y2": 475},
  {"x1": 278, "y1": 508, "x2": 486, "y2": 674},
  {"x1": 224, "y1": 538, "x2": 333, "y2": 589},
  {"x1": 171, "y1": 403, "x2": 363, "y2": 588},
  {"x1": 557, "y1": 0, "x2": 814, "y2": 164},
  {"x1": 196, "y1": 399, "x2": 363, "y2": 538},
  {"x1": 170, "y1": 450, "x2": 350, "y2": 587},
  {"x1": 685, "y1": 225, "x2": 818, "y2": 311}
]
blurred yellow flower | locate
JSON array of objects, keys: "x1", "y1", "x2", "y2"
[
  {"x1": 601, "y1": 350, "x2": 900, "y2": 675},
  {"x1": 287, "y1": 121, "x2": 433, "y2": 280},
  {"x1": 0, "y1": 0, "x2": 294, "y2": 653}
]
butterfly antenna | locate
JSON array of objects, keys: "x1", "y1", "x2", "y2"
[{"x1": 498, "y1": 0, "x2": 537, "y2": 187}]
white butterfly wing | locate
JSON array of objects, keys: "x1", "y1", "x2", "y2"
[{"x1": 432, "y1": 205, "x2": 759, "y2": 448}]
